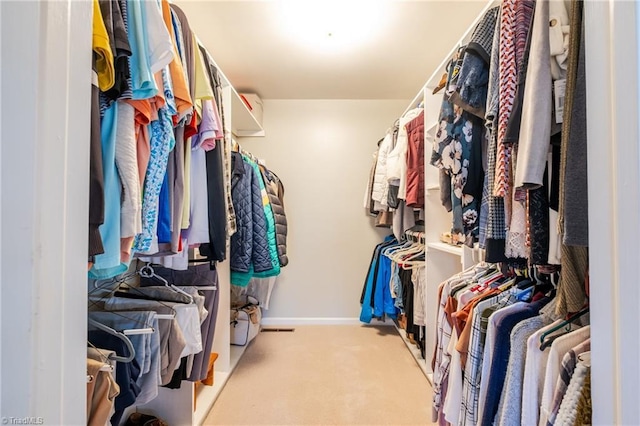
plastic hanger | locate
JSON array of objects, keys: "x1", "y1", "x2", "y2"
[
  {"x1": 398, "y1": 242, "x2": 425, "y2": 262},
  {"x1": 87, "y1": 319, "x2": 136, "y2": 363},
  {"x1": 382, "y1": 240, "x2": 411, "y2": 258},
  {"x1": 539, "y1": 307, "x2": 590, "y2": 350},
  {"x1": 390, "y1": 243, "x2": 423, "y2": 263}
]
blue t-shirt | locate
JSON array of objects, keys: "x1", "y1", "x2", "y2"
[
  {"x1": 126, "y1": 0, "x2": 158, "y2": 99},
  {"x1": 90, "y1": 103, "x2": 128, "y2": 279},
  {"x1": 157, "y1": 169, "x2": 171, "y2": 244}
]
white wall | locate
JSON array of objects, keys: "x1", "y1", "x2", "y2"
[
  {"x1": 1, "y1": 1, "x2": 92, "y2": 423},
  {"x1": 241, "y1": 99, "x2": 409, "y2": 321},
  {"x1": 585, "y1": 1, "x2": 640, "y2": 424}
]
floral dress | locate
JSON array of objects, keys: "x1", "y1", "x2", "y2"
[{"x1": 430, "y1": 52, "x2": 484, "y2": 241}]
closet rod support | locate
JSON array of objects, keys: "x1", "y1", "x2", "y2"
[
  {"x1": 155, "y1": 314, "x2": 175, "y2": 320},
  {"x1": 194, "y1": 286, "x2": 217, "y2": 291},
  {"x1": 123, "y1": 327, "x2": 155, "y2": 336}
]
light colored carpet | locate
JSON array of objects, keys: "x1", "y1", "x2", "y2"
[{"x1": 203, "y1": 325, "x2": 435, "y2": 426}]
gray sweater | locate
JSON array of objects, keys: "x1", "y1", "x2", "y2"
[{"x1": 495, "y1": 316, "x2": 549, "y2": 426}]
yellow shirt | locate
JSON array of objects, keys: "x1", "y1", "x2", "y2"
[
  {"x1": 92, "y1": 0, "x2": 114, "y2": 91},
  {"x1": 193, "y1": 36, "x2": 214, "y2": 110}
]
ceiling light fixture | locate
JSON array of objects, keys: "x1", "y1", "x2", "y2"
[{"x1": 278, "y1": 0, "x2": 389, "y2": 51}]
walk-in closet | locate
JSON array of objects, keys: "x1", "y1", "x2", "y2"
[{"x1": 1, "y1": 0, "x2": 639, "y2": 425}]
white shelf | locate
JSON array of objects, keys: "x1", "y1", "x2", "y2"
[
  {"x1": 231, "y1": 89, "x2": 264, "y2": 137},
  {"x1": 426, "y1": 121, "x2": 438, "y2": 141},
  {"x1": 193, "y1": 343, "x2": 251, "y2": 425},
  {"x1": 194, "y1": 371, "x2": 230, "y2": 425},
  {"x1": 192, "y1": 349, "x2": 248, "y2": 424},
  {"x1": 197, "y1": 43, "x2": 264, "y2": 138},
  {"x1": 395, "y1": 324, "x2": 430, "y2": 381},
  {"x1": 427, "y1": 242, "x2": 463, "y2": 257},
  {"x1": 426, "y1": 183, "x2": 440, "y2": 191},
  {"x1": 230, "y1": 344, "x2": 249, "y2": 370}
]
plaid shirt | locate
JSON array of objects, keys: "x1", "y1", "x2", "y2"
[
  {"x1": 432, "y1": 280, "x2": 454, "y2": 424},
  {"x1": 459, "y1": 289, "x2": 518, "y2": 426},
  {"x1": 546, "y1": 339, "x2": 591, "y2": 426},
  {"x1": 432, "y1": 265, "x2": 492, "y2": 424}
]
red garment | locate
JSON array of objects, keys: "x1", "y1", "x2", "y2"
[
  {"x1": 184, "y1": 112, "x2": 198, "y2": 140},
  {"x1": 405, "y1": 110, "x2": 425, "y2": 208}
]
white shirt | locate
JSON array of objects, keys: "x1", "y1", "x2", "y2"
[
  {"x1": 174, "y1": 304, "x2": 203, "y2": 358},
  {"x1": 522, "y1": 319, "x2": 564, "y2": 426},
  {"x1": 115, "y1": 102, "x2": 142, "y2": 238},
  {"x1": 539, "y1": 325, "x2": 591, "y2": 425},
  {"x1": 143, "y1": 0, "x2": 174, "y2": 74}
]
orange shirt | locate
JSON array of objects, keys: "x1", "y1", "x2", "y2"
[
  {"x1": 454, "y1": 288, "x2": 501, "y2": 368},
  {"x1": 161, "y1": 0, "x2": 193, "y2": 119}
]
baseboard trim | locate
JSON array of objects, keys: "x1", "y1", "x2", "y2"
[{"x1": 261, "y1": 317, "x2": 396, "y2": 326}]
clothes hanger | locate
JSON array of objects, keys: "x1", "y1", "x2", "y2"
[
  {"x1": 381, "y1": 240, "x2": 411, "y2": 258},
  {"x1": 382, "y1": 242, "x2": 411, "y2": 261},
  {"x1": 399, "y1": 253, "x2": 426, "y2": 269},
  {"x1": 87, "y1": 319, "x2": 136, "y2": 363},
  {"x1": 389, "y1": 243, "x2": 423, "y2": 263},
  {"x1": 539, "y1": 307, "x2": 590, "y2": 351},
  {"x1": 139, "y1": 263, "x2": 195, "y2": 304},
  {"x1": 88, "y1": 310, "x2": 158, "y2": 335},
  {"x1": 397, "y1": 248, "x2": 425, "y2": 268},
  {"x1": 90, "y1": 265, "x2": 181, "y2": 314},
  {"x1": 87, "y1": 363, "x2": 113, "y2": 383},
  {"x1": 398, "y1": 239, "x2": 425, "y2": 262},
  {"x1": 87, "y1": 341, "x2": 116, "y2": 374}
]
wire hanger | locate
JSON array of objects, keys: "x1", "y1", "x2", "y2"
[
  {"x1": 139, "y1": 263, "x2": 195, "y2": 304},
  {"x1": 89, "y1": 275, "x2": 177, "y2": 325}
]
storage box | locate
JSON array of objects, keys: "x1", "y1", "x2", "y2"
[{"x1": 239, "y1": 93, "x2": 263, "y2": 126}]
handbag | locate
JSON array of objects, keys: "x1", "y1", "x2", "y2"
[{"x1": 230, "y1": 296, "x2": 261, "y2": 346}]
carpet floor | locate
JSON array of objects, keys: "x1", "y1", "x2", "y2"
[{"x1": 203, "y1": 325, "x2": 435, "y2": 426}]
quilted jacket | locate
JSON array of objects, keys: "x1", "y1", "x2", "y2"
[
  {"x1": 230, "y1": 153, "x2": 271, "y2": 274},
  {"x1": 261, "y1": 168, "x2": 288, "y2": 267},
  {"x1": 249, "y1": 158, "x2": 280, "y2": 279}
]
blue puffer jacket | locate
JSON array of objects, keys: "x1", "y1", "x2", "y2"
[{"x1": 230, "y1": 153, "x2": 272, "y2": 273}]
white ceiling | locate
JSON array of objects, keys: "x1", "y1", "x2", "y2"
[{"x1": 177, "y1": 1, "x2": 488, "y2": 100}]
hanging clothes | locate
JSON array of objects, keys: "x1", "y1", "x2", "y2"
[
  {"x1": 86, "y1": 1, "x2": 289, "y2": 422},
  {"x1": 86, "y1": 349, "x2": 120, "y2": 426},
  {"x1": 430, "y1": 51, "x2": 483, "y2": 242}
]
